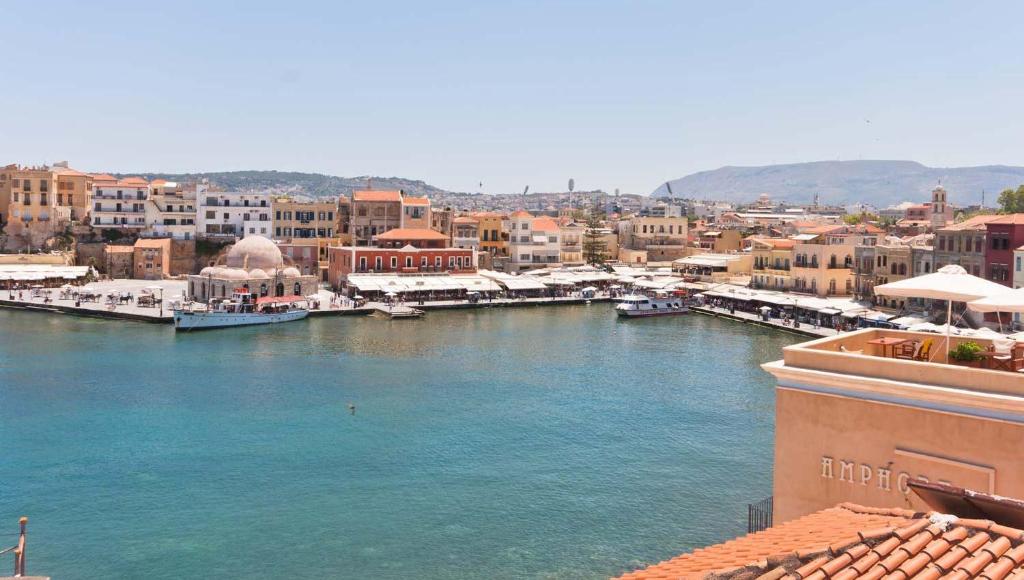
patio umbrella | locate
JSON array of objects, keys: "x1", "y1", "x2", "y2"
[
  {"x1": 967, "y1": 287, "x2": 1024, "y2": 313},
  {"x1": 875, "y1": 265, "x2": 1008, "y2": 361}
]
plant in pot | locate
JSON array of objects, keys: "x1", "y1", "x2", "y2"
[{"x1": 949, "y1": 341, "x2": 984, "y2": 367}]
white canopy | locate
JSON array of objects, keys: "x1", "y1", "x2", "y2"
[
  {"x1": 874, "y1": 265, "x2": 1007, "y2": 302},
  {"x1": 967, "y1": 287, "x2": 1024, "y2": 313}
]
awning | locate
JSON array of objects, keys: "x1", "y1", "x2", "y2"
[
  {"x1": 256, "y1": 294, "x2": 305, "y2": 305},
  {"x1": 817, "y1": 308, "x2": 842, "y2": 315}
]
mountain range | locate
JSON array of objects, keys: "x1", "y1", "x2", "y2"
[
  {"x1": 651, "y1": 161, "x2": 1024, "y2": 208},
  {"x1": 118, "y1": 170, "x2": 453, "y2": 199}
]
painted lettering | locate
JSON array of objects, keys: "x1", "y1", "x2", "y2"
[
  {"x1": 897, "y1": 471, "x2": 911, "y2": 494},
  {"x1": 877, "y1": 467, "x2": 892, "y2": 491},
  {"x1": 839, "y1": 460, "x2": 854, "y2": 482},
  {"x1": 821, "y1": 456, "x2": 834, "y2": 479},
  {"x1": 860, "y1": 464, "x2": 872, "y2": 486}
]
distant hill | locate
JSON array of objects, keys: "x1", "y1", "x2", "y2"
[
  {"x1": 115, "y1": 170, "x2": 455, "y2": 198},
  {"x1": 652, "y1": 161, "x2": 1024, "y2": 208}
]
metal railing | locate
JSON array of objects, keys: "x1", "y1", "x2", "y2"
[{"x1": 747, "y1": 496, "x2": 773, "y2": 533}]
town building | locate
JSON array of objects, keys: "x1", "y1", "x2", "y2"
[
  {"x1": 751, "y1": 238, "x2": 796, "y2": 291},
  {"x1": 196, "y1": 190, "x2": 272, "y2": 239},
  {"x1": 133, "y1": 238, "x2": 172, "y2": 280},
  {"x1": 277, "y1": 238, "x2": 333, "y2": 281},
  {"x1": 143, "y1": 179, "x2": 196, "y2": 239},
  {"x1": 853, "y1": 244, "x2": 877, "y2": 301},
  {"x1": 430, "y1": 206, "x2": 454, "y2": 238},
  {"x1": 507, "y1": 212, "x2": 561, "y2": 271},
  {"x1": 335, "y1": 196, "x2": 352, "y2": 245},
  {"x1": 326, "y1": 227, "x2": 476, "y2": 288},
  {"x1": 933, "y1": 214, "x2": 1000, "y2": 277},
  {"x1": 475, "y1": 212, "x2": 509, "y2": 258},
  {"x1": 693, "y1": 228, "x2": 744, "y2": 253},
  {"x1": 272, "y1": 198, "x2": 337, "y2": 240},
  {"x1": 984, "y1": 214, "x2": 1024, "y2": 286},
  {"x1": 674, "y1": 253, "x2": 752, "y2": 282},
  {"x1": 871, "y1": 239, "x2": 913, "y2": 309},
  {"x1": 452, "y1": 216, "x2": 480, "y2": 250},
  {"x1": 188, "y1": 235, "x2": 316, "y2": 301},
  {"x1": 558, "y1": 220, "x2": 585, "y2": 266},
  {"x1": 401, "y1": 196, "x2": 432, "y2": 229},
  {"x1": 2, "y1": 163, "x2": 90, "y2": 249},
  {"x1": 91, "y1": 176, "x2": 151, "y2": 233},
  {"x1": 622, "y1": 215, "x2": 688, "y2": 262},
  {"x1": 350, "y1": 190, "x2": 403, "y2": 246},
  {"x1": 103, "y1": 245, "x2": 135, "y2": 278}
]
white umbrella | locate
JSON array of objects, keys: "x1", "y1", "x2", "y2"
[
  {"x1": 875, "y1": 265, "x2": 1008, "y2": 361},
  {"x1": 968, "y1": 287, "x2": 1024, "y2": 313}
]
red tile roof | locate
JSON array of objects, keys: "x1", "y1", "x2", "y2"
[
  {"x1": 755, "y1": 238, "x2": 797, "y2": 249},
  {"x1": 403, "y1": 196, "x2": 430, "y2": 206},
  {"x1": 617, "y1": 502, "x2": 1024, "y2": 580},
  {"x1": 453, "y1": 216, "x2": 478, "y2": 224},
  {"x1": 940, "y1": 215, "x2": 1002, "y2": 231},
  {"x1": 353, "y1": 190, "x2": 402, "y2": 202},
  {"x1": 989, "y1": 214, "x2": 1024, "y2": 225},
  {"x1": 510, "y1": 210, "x2": 533, "y2": 218},
  {"x1": 532, "y1": 216, "x2": 559, "y2": 231},
  {"x1": 375, "y1": 228, "x2": 448, "y2": 241}
]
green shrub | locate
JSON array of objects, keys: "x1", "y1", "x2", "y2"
[{"x1": 949, "y1": 341, "x2": 983, "y2": 362}]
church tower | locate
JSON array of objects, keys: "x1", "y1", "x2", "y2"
[{"x1": 930, "y1": 184, "x2": 948, "y2": 230}]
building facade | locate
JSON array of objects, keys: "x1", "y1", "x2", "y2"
[
  {"x1": 272, "y1": 199, "x2": 337, "y2": 240},
  {"x1": 624, "y1": 215, "x2": 688, "y2": 262},
  {"x1": 751, "y1": 238, "x2": 795, "y2": 291},
  {"x1": 933, "y1": 215, "x2": 999, "y2": 277},
  {"x1": 984, "y1": 215, "x2": 1024, "y2": 286},
  {"x1": 91, "y1": 176, "x2": 151, "y2": 232},
  {"x1": 507, "y1": 212, "x2": 561, "y2": 271},
  {"x1": 143, "y1": 179, "x2": 196, "y2": 239},
  {"x1": 351, "y1": 190, "x2": 403, "y2": 246},
  {"x1": 197, "y1": 190, "x2": 272, "y2": 239},
  {"x1": 2, "y1": 163, "x2": 86, "y2": 248}
]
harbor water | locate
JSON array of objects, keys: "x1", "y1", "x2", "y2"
[{"x1": 0, "y1": 305, "x2": 801, "y2": 579}]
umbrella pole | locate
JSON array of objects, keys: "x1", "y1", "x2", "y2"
[{"x1": 944, "y1": 299, "x2": 952, "y2": 364}]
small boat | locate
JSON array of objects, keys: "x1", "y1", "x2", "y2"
[
  {"x1": 173, "y1": 289, "x2": 309, "y2": 331},
  {"x1": 374, "y1": 304, "x2": 425, "y2": 319},
  {"x1": 615, "y1": 292, "x2": 688, "y2": 318}
]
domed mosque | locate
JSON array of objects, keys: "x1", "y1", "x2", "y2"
[{"x1": 187, "y1": 236, "x2": 317, "y2": 302}]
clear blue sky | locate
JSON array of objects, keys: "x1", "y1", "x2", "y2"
[{"x1": 4, "y1": 1, "x2": 1023, "y2": 194}]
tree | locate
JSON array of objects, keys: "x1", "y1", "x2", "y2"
[
  {"x1": 997, "y1": 185, "x2": 1024, "y2": 214},
  {"x1": 582, "y1": 209, "x2": 608, "y2": 265}
]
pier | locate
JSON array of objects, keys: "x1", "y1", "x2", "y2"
[{"x1": 690, "y1": 304, "x2": 838, "y2": 338}]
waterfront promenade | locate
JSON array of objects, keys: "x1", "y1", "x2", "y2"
[
  {"x1": 691, "y1": 304, "x2": 839, "y2": 338},
  {"x1": 0, "y1": 280, "x2": 614, "y2": 323}
]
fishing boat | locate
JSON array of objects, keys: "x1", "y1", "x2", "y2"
[
  {"x1": 614, "y1": 291, "x2": 688, "y2": 318},
  {"x1": 173, "y1": 288, "x2": 309, "y2": 330}
]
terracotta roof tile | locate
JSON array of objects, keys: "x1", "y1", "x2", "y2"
[
  {"x1": 615, "y1": 504, "x2": 1024, "y2": 580},
  {"x1": 353, "y1": 190, "x2": 402, "y2": 202},
  {"x1": 375, "y1": 228, "x2": 448, "y2": 241}
]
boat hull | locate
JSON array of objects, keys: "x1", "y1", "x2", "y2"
[
  {"x1": 615, "y1": 307, "x2": 689, "y2": 317},
  {"x1": 173, "y1": 308, "x2": 308, "y2": 330}
]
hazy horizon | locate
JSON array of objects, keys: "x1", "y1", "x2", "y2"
[{"x1": 5, "y1": 1, "x2": 1023, "y2": 194}]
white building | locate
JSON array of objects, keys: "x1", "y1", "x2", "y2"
[
  {"x1": 143, "y1": 180, "x2": 197, "y2": 239},
  {"x1": 197, "y1": 190, "x2": 272, "y2": 239},
  {"x1": 507, "y1": 211, "x2": 561, "y2": 271},
  {"x1": 92, "y1": 177, "x2": 150, "y2": 231}
]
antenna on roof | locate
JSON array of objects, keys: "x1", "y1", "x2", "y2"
[{"x1": 665, "y1": 181, "x2": 674, "y2": 202}]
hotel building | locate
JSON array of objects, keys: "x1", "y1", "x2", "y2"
[
  {"x1": 621, "y1": 327, "x2": 1024, "y2": 579},
  {"x1": 751, "y1": 238, "x2": 796, "y2": 291},
  {"x1": 1, "y1": 163, "x2": 90, "y2": 248},
  {"x1": 92, "y1": 176, "x2": 151, "y2": 232},
  {"x1": 507, "y1": 212, "x2": 562, "y2": 271},
  {"x1": 197, "y1": 190, "x2": 272, "y2": 239}
]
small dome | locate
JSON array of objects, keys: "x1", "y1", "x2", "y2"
[
  {"x1": 199, "y1": 266, "x2": 215, "y2": 275},
  {"x1": 248, "y1": 268, "x2": 270, "y2": 279},
  {"x1": 221, "y1": 268, "x2": 250, "y2": 280},
  {"x1": 281, "y1": 267, "x2": 301, "y2": 277},
  {"x1": 225, "y1": 236, "x2": 283, "y2": 271},
  {"x1": 265, "y1": 268, "x2": 277, "y2": 277}
]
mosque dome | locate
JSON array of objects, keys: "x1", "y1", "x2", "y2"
[
  {"x1": 220, "y1": 268, "x2": 250, "y2": 281},
  {"x1": 225, "y1": 236, "x2": 283, "y2": 271},
  {"x1": 199, "y1": 266, "x2": 215, "y2": 276},
  {"x1": 248, "y1": 268, "x2": 270, "y2": 279},
  {"x1": 281, "y1": 267, "x2": 301, "y2": 278}
]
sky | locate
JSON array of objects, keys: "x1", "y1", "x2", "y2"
[{"x1": 4, "y1": 1, "x2": 1023, "y2": 194}]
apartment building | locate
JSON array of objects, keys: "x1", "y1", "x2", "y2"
[
  {"x1": 272, "y1": 198, "x2": 337, "y2": 240},
  {"x1": 91, "y1": 176, "x2": 150, "y2": 232},
  {"x1": 507, "y1": 211, "x2": 561, "y2": 271},
  {"x1": 984, "y1": 214, "x2": 1024, "y2": 286},
  {"x1": 791, "y1": 225, "x2": 879, "y2": 297},
  {"x1": 143, "y1": 179, "x2": 196, "y2": 239},
  {"x1": 197, "y1": 190, "x2": 272, "y2": 239},
  {"x1": 402, "y1": 197, "x2": 431, "y2": 229},
  {"x1": 475, "y1": 212, "x2": 509, "y2": 258},
  {"x1": 559, "y1": 220, "x2": 585, "y2": 266},
  {"x1": 452, "y1": 216, "x2": 480, "y2": 250},
  {"x1": 623, "y1": 215, "x2": 688, "y2": 262}
]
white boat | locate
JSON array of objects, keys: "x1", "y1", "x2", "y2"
[
  {"x1": 173, "y1": 289, "x2": 309, "y2": 331},
  {"x1": 615, "y1": 292, "x2": 688, "y2": 318}
]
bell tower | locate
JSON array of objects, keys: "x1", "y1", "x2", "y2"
[{"x1": 930, "y1": 184, "x2": 948, "y2": 230}]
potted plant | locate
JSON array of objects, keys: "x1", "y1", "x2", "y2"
[{"x1": 949, "y1": 341, "x2": 984, "y2": 367}]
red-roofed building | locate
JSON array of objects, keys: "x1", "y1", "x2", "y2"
[
  {"x1": 985, "y1": 214, "x2": 1024, "y2": 286},
  {"x1": 401, "y1": 196, "x2": 432, "y2": 229},
  {"x1": 351, "y1": 190, "x2": 404, "y2": 246},
  {"x1": 506, "y1": 212, "x2": 562, "y2": 271}
]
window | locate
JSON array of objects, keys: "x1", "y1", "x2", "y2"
[
  {"x1": 359, "y1": 257, "x2": 367, "y2": 270},
  {"x1": 436, "y1": 256, "x2": 442, "y2": 267},
  {"x1": 375, "y1": 257, "x2": 383, "y2": 270},
  {"x1": 405, "y1": 257, "x2": 413, "y2": 268},
  {"x1": 449, "y1": 256, "x2": 456, "y2": 268},
  {"x1": 390, "y1": 256, "x2": 398, "y2": 268}
]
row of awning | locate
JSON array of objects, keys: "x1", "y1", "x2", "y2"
[
  {"x1": 0, "y1": 265, "x2": 95, "y2": 281},
  {"x1": 346, "y1": 274, "x2": 503, "y2": 293}
]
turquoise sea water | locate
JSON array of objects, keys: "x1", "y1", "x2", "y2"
[{"x1": 0, "y1": 306, "x2": 800, "y2": 579}]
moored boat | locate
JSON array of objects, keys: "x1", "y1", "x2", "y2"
[
  {"x1": 173, "y1": 289, "x2": 309, "y2": 331},
  {"x1": 615, "y1": 292, "x2": 688, "y2": 318}
]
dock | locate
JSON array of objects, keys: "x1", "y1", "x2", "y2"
[{"x1": 690, "y1": 305, "x2": 838, "y2": 338}]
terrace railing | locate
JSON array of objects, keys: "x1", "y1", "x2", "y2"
[
  {"x1": 0, "y1": 517, "x2": 28, "y2": 577},
  {"x1": 747, "y1": 496, "x2": 773, "y2": 533}
]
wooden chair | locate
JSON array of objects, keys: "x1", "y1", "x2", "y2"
[
  {"x1": 896, "y1": 338, "x2": 933, "y2": 361},
  {"x1": 894, "y1": 341, "x2": 919, "y2": 359},
  {"x1": 989, "y1": 339, "x2": 1023, "y2": 372}
]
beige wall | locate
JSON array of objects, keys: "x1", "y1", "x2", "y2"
[{"x1": 773, "y1": 387, "x2": 1024, "y2": 522}]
